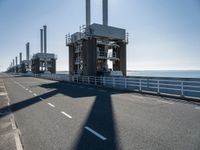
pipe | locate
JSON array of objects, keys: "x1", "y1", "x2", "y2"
[
  {"x1": 86, "y1": 0, "x2": 91, "y2": 26},
  {"x1": 103, "y1": 0, "x2": 108, "y2": 26},
  {"x1": 19, "y1": 52, "x2": 22, "y2": 64},
  {"x1": 26, "y1": 42, "x2": 30, "y2": 61},
  {"x1": 40, "y1": 29, "x2": 43, "y2": 53},
  {"x1": 43, "y1": 25, "x2": 47, "y2": 53},
  {"x1": 15, "y1": 57, "x2": 18, "y2": 66}
]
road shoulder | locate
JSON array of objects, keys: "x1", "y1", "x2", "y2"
[{"x1": 0, "y1": 75, "x2": 23, "y2": 150}]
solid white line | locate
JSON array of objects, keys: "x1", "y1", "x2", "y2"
[
  {"x1": 84, "y1": 126, "x2": 107, "y2": 141},
  {"x1": 5, "y1": 81, "x2": 23, "y2": 150},
  {"x1": 158, "y1": 100, "x2": 174, "y2": 105},
  {"x1": 19, "y1": 84, "x2": 24, "y2": 88},
  {"x1": 61, "y1": 111, "x2": 72, "y2": 119},
  {"x1": 33, "y1": 93, "x2": 37, "y2": 96},
  {"x1": 48, "y1": 103, "x2": 55, "y2": 108},
  {"x1": 195, "y1": 106, "x2": 200, "y2": 110},
  {"x1": 14, "y1": 132, "x2": 23, "y2": 150}
]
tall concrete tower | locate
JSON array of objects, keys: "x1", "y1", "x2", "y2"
[{"x1": 66, "y1": 0, "x2": 128, "y2": 76}]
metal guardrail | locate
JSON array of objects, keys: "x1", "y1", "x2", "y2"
[{"x1": 30, "y1": 73, "x2": 200, "y2": 101}]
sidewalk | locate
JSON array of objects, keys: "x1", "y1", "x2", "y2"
[{"x1": 0, "y1": 74, "x2": 23, "y2": 150}]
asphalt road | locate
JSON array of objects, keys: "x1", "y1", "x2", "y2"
[{"x1": 1, "y1": 74, "x2": 200, "y2": 150}]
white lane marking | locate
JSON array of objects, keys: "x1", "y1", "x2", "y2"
[
  {"x1": 11, "y1": 116, "x2": 23, "y2": 150},
  {"x1": 48, "y1": 103, "x2": 55, "y2": 108},
  {"x1": 39, "y1": 97, "x2": 44, "y2": 101},
  {"x1": 29, "y1": 90, "x2": 32, "y2": 93},
  {"x1": 19, "y1": 84, "x2": 25, "y2": 89},
  {"x1": 99, "y1": 89, "x2": 106, "y2": 92},
  {"x1": 0, "y1": 92, "x2": 7, "y2": 96},
  {"x1": 158, "y1": 100, "x2": 174, "y2": 105},
  {"x1": 84, "y1": 126, "x2": 107, "y2": 141},
  {"x1": 33, "y1": 93, "x2": 37, "y2": 96},
  {"x1": 25, "y1": 88, "x2": 28, "y2": 91},
  {"x1": 5, "y1": 79, "x2": 23, "y2": 150},
  {"x1": 195, "y1": 106, "x2": 200, "y2": 110},
  {"x1": 61, "y1": 111, "x2": 72, "y2": 119}
]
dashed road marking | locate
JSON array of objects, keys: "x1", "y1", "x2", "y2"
[
  {"x1": 158, "y1": 100, "x2": 174, "y2": 105},
  {"x1": 48, "y1": 103, "x2": 55, "y2": 108},
  {"x1": 61, "y1": 111, "x2": 72, "y2": 119},
  {"x1": 0, "y1": 92, "x2": 7, "y2": 96},
  {"x1": 33, "y1": 93, "x2": 37, "y2": 96},
  {"x1": 25, "y1": 88, "x2": 28, "y2": 91},
  {"x1": 84, "y1": 126, "x2": 107, "y2": 141},
  {"x1": 29, "y1": 90, "x2": 32, "y2": 93}
]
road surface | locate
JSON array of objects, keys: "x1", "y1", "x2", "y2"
[{"x1": 1, "y1": 74, "x2": 200, "y2": 150}]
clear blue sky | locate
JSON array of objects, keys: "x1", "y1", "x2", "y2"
[{"x1": 0, "y1": 0, "x2": 200, "y2": 71}]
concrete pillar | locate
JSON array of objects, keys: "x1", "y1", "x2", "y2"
[
  {"x1": 103, "y1": 0, "x2": 108, "y2": 26},
  {"x1": 15, "y1": 57, "x2": 18, "y2": 66},
  {"x1": 86, "y1": 0, "x2": 91, "y2": 26},
  {"x1": 19, "y1": 52, "x2": 22, "y2": 64},
  {"x1": 13, "y1": 59, "x2": 15, "y2": 72},
  {"x1": 43, "y1": 25, "x2": 47, "y2": 53},
  {"x1": 26, "y1": 42, "x2": 30, "y2": 61},
  {"x1": 40, "y1": 29, "x2": 43, "y2": 53}
]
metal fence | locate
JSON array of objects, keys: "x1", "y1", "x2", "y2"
[{"x1": 31, "y1": 73, "x2": 200, "y2": 101}]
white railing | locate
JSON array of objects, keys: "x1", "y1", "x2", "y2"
[{"x1": 30, "y1": 73, "x2": 200, "y2": 101}]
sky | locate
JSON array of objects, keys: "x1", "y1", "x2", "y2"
[{"x1": 0, "y1": 0, "x2": 200, "y2": 71}]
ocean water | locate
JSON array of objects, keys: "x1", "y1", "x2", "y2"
[
  {"x1": 127, "y1": 70, "x2": 200, "y2": 78},
  {"x1": 57, "y1": 70, "x2": 200, "y2": 78}
]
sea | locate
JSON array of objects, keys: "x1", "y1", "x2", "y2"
[{"x1": 57, "y1": 70, "x2": 200, "y2": 78}]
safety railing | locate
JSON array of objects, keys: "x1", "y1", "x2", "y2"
[{"x1": 31, "y1": 73, "x2": 200, "y2": 101}]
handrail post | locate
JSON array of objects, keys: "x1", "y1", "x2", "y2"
[
  {"x1": 103, "y1": 77, "x2": 105, "y2": 86},
  {"x1": 95, "y1": 77, "x2": 97, "y2": 85},
  {"x1": 181, "y1": 81, "x2": 184, "y2": 97},
  {"x1": 157, "y1": 80, "x2": 160, "y2": 95},
  {"x1": 139, "y1": 79, "x2": 142, "y2": 92},
  {"x1": 113, "y1": 78, "x2": 115, "y2": 88},
  {"x1": 125, "y1": 78, "x2": 127, "y2": 88}
]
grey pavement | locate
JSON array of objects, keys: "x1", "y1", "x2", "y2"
[
  {"x1": 1, "y1": 73, "x2": 200, "y2": 150},
  {"x1": 0, "y1": 74, "x2": 22, "y2": 150}
]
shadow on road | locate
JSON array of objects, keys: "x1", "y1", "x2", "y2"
[
  {"x1": 41, "y1": 82, "x2": 121, "y2": 149},
  {"x1": 0, "y1": 80, "x2": 123, "y2": 149}
]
